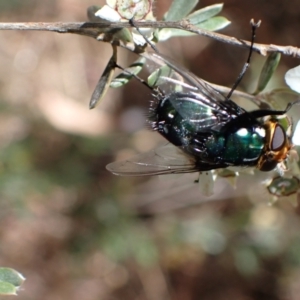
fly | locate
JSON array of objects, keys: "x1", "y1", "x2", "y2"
[{"x1": 106, "y1": 20, "x2": 299, "y2": 176}]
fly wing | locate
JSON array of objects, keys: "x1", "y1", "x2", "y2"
[
  {"x1": 165, "y1": 92, "x2": 236, "y2": 131},
  {"x1": 142, "y1": 52, "x2": 246, "y2": 130},
  {"x1": 143, "y1": 52, "x2": 226, "y2": 101},
  {"x1": 107, "y1": 143, "x2": 227, "y2": 176},
  {"x1": 106, "y1": 144, "x2": 197, "y2": 176}
]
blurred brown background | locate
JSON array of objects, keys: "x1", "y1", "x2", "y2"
[{"x1": 0, "y1": 1, "x2": 300, "y2": 300}]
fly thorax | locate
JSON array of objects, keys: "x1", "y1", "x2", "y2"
[
  {"x1": 257, "y1": 120, "x2": 292, "y2": 171},
  {"x1": 201, "y1": 126, "x2": 266, "y2": 165}
]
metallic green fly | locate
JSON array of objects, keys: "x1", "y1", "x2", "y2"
[{"x1": 106, "y1": 20, "x2": 299, "y2": 176}]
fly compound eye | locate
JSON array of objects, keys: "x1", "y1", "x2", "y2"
[
  {"x1": 258, "y1": 123, "x2": 290, "y2": 172},
  {"x1": 271, "y1": 125, "x2": 286, "y2": 151}
]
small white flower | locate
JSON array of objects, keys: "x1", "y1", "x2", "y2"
[
  {"x1": 95, "y1": 0, "x2": 155, "y2": 22},
  {"x1": 94, "y1": 0, "x2": 156, "y2": 46}
]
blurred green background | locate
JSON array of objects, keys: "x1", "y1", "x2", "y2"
[{"x1": 1, "y1": 1, "x2": 300, "y2": 299}]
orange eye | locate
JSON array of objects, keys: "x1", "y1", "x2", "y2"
[{"x1": 257, "y1": 122, "x2": 291, "y2": 172}]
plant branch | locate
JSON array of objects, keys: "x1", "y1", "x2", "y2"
[{"x1": 1, "y1": 21, "x2": 300, "y2": 58}]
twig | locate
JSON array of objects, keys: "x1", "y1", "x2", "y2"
[{"x1": 0, "y1": 21, "x2": 300, "y2": 58}]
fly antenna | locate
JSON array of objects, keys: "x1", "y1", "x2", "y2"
[
  {"x1": 226, "y1": 19, "x2": 261, "y2": 100},
  {"x1": 129, "y1": 18, "x2": 159, "y2": 54}
]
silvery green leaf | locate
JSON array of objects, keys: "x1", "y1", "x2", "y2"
[
  {"x1": 254, "y1": 52, "x2": 281, "y2": 94},
  {"x1": 157, "y1": 28, "x2": 194, "y2": 41},
  {"x1": 285, "y1": 65, "x2": 300, "y2": 93},
  {"x1": 187, "y1": 3, "x2": 223, "y2": 25},
  {"x1": 197, "y1": 16, "x2": 231, "y2": 31},
  {"x1": 113, "y1": 28, "x2": 133, "y2": 43},
  {"x1": 164, "y1": 0, "x2": 198, "y2": 21},
  {"x1": 148, "y1": 65, "x2": 173, "y2": 87},
  {"x1": 110, "y1": 58, "x2": 146, "y2": 88},
  {"x1": 87, "y1": 6, "x2": 102, "y2": 22},
  {"x1": 132, "y1": 28, "x2": 154, "y2": 46},
  {"x1": 0, "y1": 268, "x2": 25, "y2": 295},
  {"x1": 0, "y1": 268, "x2": 25, "y2": 287},
  {"x1": 0, "y1": 282, "x2": 16, "y2": 295},
  {"x1": 157, "y1": 16, "x2": 230, "y2": 41},
  {"x1": 88, "y1": 5, "x2": 132, "y2": 43},
  {"x1": 89, "y1": 54, "x2": 116, "y2": 109}
]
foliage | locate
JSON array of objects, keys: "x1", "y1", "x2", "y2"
[
  {"x1": 89, "y1": 0, "x2": 230, "y2": 108},
  {"x1": 1, "y1": 1, "x2": 300, "y2": 299},
  {"x1": 0, "y1": 268, "x2": 25, "y2": 295}
]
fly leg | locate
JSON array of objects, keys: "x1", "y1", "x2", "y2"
[{"x1": 226, "y1": 19, "x2": 261, "y2": 100}]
